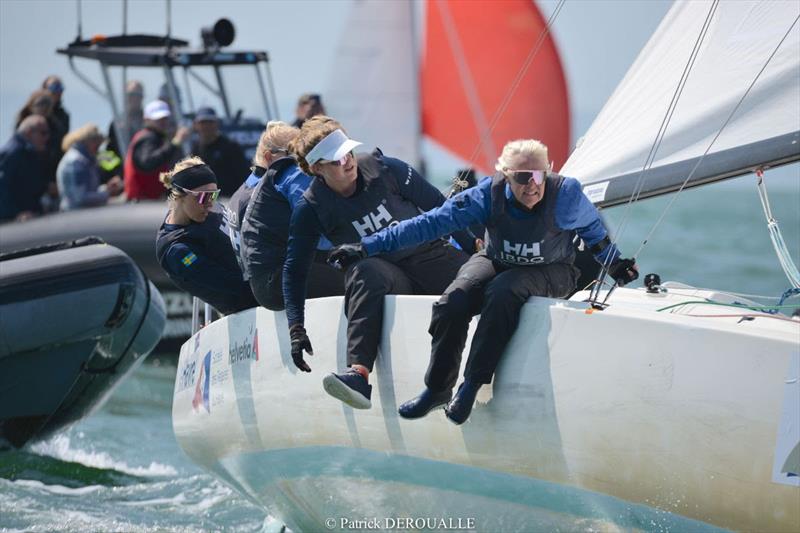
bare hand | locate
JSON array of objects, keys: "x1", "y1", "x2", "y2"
[
  {"x1": 173, "y1": 126, "x2": 191, "y2": 144},
  {"x1": 106, "y1": 176, "x2": 124, "y2": 196}
]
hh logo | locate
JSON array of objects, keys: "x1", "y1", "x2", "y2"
[
  {"x1": 500, "y1": 239, "x2": 544, "y2": 264},
  {"x1": 352, "y1": 204, "x2": 398, "y2": 238}
]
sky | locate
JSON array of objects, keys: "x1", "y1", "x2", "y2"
[
  {"x1": 0, "y1": 0, "x2": 796, "y2": 188},
  {"x1": 0, "y1": 0, "x2": 673, "y2": 175}
]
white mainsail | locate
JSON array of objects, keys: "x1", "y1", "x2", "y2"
[
  {"x1": 561, "y1": 0, "x2": 800, "y2": 207},
  {"x1": 325, "y1": 0, "x2": 421, "y2": 167}
]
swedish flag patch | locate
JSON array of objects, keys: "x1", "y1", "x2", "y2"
[{"x1": 182, "y1": 252, "x2": 198, "y2": 267}]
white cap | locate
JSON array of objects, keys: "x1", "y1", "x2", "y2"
[
  {"x1": 305, "y1": 129, "x2": 362, "y2": 165},
  {"x1": 144, "y1": 100, "x2": 171, "y2": 120}
]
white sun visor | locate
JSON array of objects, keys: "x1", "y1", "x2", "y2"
[{"x1": 305, "y1": 129, "x2": 363, "y2": 165}]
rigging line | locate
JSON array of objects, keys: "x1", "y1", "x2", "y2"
[
  {"x1": 632, "y1": 12, "x2": 800, "y2": 261},
  {"x1": 442, "y1": 0, "x2": 565, "y2": 173},
  {"x1": 589, "y1": 0, "x2": 719, "y2": 304}
]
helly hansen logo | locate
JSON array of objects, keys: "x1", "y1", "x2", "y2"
[
  {"x1": 352, "y1": 204, "x2": 399, "y2": 237},
  {"x1": 500, "y1": 239, "x2": 544, "y2": 264}
]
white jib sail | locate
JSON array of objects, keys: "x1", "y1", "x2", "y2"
[
  {"x1": 325, "y1": 0, "x2": 421, "y2": 167},
  {"x1": 561, "y1": 0, "x2": 800, "y2": 206}
]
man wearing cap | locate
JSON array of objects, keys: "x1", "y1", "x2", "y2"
[
  {"x1": 42, "y1": 76, "x2": 70, "y2": 154},
  {"x1": 190, "y1": 106, "x2": 250, "y2": 196},
  {"x1": 123, "y1": 100, "x2": 190, "y2": 200}
]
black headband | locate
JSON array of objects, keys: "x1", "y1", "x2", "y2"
[{"x1": 171, "y1": 164, "x2": 217, "y2": 190}]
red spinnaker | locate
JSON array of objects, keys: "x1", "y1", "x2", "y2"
[{"x1": 421, "y1": 0, "x2": 570, "y2": 172}]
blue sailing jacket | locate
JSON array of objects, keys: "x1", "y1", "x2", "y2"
[{"x1": 362, "y1": 175, "x2": 620, "y2": 264}]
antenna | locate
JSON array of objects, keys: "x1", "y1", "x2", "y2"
[
  {"x1": 166, "y1": 0, "x2": 172, "y2": 42},
  {"x1": 122, "y1": 0, "x2": 128, "y2": 35},
  {"x1": 76, "y1": 0, "x2": 82, "y2": 40}
]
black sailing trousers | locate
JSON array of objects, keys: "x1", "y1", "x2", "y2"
[
  {"x1": 250, "y1": 253, "x2": 345, "y2": 311},
  {"x1": 344, "y1": 243, "x2": 468, "y2": 370},
  {"x1": 425, "y1": 252, "x2": 579, "y2": 391}
]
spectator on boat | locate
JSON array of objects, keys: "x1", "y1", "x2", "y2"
[
  {"x1": 124, "y1": 100, "x2": 190, "y2": 201},
  {"x1": 190, "y1": 106, "x2": 250, "y2": 196},
  {"x1": 284, "y1": 115, "x2": 469, "y2": 409},
  {"x1": 14, "y1": 89, "x2": 61, "y2": 209},
  {"x1": 42, "y1": 75, "x2": 70, "y2": 151},
  {"x1": 56, "y1": 124, "x2": 123, "y2": 211},
  {"x1": 329, "y1": 139, "x2": 640, "y2": 424},
  {"x1": 240, "y1": 120, "x2": 344, "y2": 310},
  {"x1": 0, "y1": 115, "x2": 50, "y2": 222},
  {"x1": 156, "y1": 156, "x2": 256, "y2": 315},
  {"x1": 106, "y1": 80, "x2": 145, "y2": 160},
  {"x1": 291, "y1": 93, "x2": 326, "y2": 129}
]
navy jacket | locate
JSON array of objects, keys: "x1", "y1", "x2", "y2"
[
  {"x1": 283, "y1": 153, "x2": 446, "y2": 326},
  {"x1": 0, "y1": 134, "x2": 48, "y2": 221},
  {"x1": 156, "y1": 209, "x2": 256, "y2": 314}
]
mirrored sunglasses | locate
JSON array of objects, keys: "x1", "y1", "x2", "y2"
[
  {"x1": 320, "y1": 151, "x2": 353, "y2": 167},
  {"x1": 174, "y1": 185, "x2": 221, "y2": 204},
  {"x1": 506, "y1": 169, "x2": 546, "y2": 185}
]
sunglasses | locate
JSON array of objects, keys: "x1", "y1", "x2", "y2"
[
  {"x1": 320, "y1": 151, "x2": 353, "y2": 166},
  {"x1": 505, "y1": 169, "x2": 547, "y2": 185},
  {"x1": 174, "y1": 185, "x2": 221, "y2": 204}
]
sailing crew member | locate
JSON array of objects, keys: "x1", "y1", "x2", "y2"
[
  {"x1": 156, "y1": 156, "x2": 256, "y2": 315},
  {"x1": 239, "y1": 121, "x2": 344, "y2": 310},
  {"x1": 329, "y1": 139, "x2": 639, "y2": 424},
  {"x1": 124, "y1": 100, "x2": 190, "y2": 200},
  {"x1": 284, "y1": 115, "x2": 469, "y2": 409}
]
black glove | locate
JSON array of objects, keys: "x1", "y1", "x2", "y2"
[
  {"x1": 327, "y1": 243, "x2": 367, "y2": 271},
  {"x1": 608, "y1": 257, "x2": 639, "y2": 287},
  {"x1": 289, "y1": 324, "x2": 313, "y2": 372}
]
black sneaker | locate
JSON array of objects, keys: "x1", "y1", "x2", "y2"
[
  {"x1": 322, "y1": 370, "x2": 372, "y2": 409},
  {"x1": 398, "y1": 388, "x2": 452, "y2": 419},
  {"x1": 444, "y1": 380, "x2": 481, "y2": 425}
]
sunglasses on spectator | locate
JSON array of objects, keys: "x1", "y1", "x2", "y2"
[
  {"x1": 174, "y1": 185, "x2": 221, "y2": 204},
  {"x1": 320, "y1": 151, "x2": 353, "y2": 167},
  {"x1": 505, "y1": 169, "x2": 547, "y2": 185}
]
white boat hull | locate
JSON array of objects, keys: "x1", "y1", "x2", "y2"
[{"x1": 172, "y1": 288, "x2": 799, "y2": 532}]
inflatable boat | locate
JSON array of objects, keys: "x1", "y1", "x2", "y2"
[{"x1": 0, "y1": 238, "x2": 166, "y2": 448}]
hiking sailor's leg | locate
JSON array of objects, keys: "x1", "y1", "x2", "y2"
[
  {"x1": 426, "y1": 253, "x2": 494, "y2": 391},
  {"x1": 464, "y1": 262, "x2": 576, "y2": 383},
  {"x1": 343, "y1": 256, "x2": 414, "y2": 371},
  {"x1": 398, "y1": 252, "x2": 493, "y2": 419}
]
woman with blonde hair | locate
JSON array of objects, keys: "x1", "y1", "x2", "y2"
[
  {"x1": 282, "y1": 115, "x2": 468, "y2": 409},
  {"x1": 239, "y1": 121, "x2": 345, "y2": 311},
  {"x1": 329, "y1": 138, "x2": 639, "y2": 424},
  {"x1": 56, "y1": 123, "x2": 123, "y2": 210},
  {"x1": 155, "y1": 156, "x2": 256, "y2": 315}
]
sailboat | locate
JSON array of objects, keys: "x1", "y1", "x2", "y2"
[{"x1": 172, "y1": 1, "x2": 799, "y2": 531}]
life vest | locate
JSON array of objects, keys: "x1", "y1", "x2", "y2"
[
  {"x1": 303, "y1": 150, "x2": 432, "y2": 262},
  {"x1": 240, "y1": 157, "x2": 299, "y2": 278},
  {"x1": 483, "y1": 173, "x2": 576, "y2": 266},
  {"x1": 155, "y1": 209, "x2": 251, "y2": 314},
  {"x1": 123, "y1": 129, "x2": 171, "y2": 200}
]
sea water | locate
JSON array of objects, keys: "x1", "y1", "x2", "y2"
[{"x1": 1, "y1": 178, "x2": 798, "y2": 532}]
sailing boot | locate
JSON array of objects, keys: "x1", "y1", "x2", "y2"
[
  {"x1": 322, "y1": 369, "x2": 372, "y2": 409},
  {"x1": 444, "y1": 380, "x2": 481, "y2": 425},
  {"x1": 398, "y1": 388, "x2": 452, "y2": 419}
]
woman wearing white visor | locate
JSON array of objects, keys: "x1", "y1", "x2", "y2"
[{"x1": 283, "y1": 115, "x2": 469, "y2": 409}]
